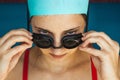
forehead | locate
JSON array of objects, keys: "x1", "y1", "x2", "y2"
[{"x1": 31, "y1": 14, "x2": 85, "y2": 32}]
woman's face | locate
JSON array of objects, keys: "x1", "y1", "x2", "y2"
[{"x1": 31, "y1": 14, "x2": 86, "y2": 59}]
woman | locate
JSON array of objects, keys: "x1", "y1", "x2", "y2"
[{"x1": 0, "y1": 0, "x2": 120, "y2": 80}]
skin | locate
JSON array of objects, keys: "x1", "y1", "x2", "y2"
[{"x1": 0, "y1": 14, "x2": 119, "y2": 80}]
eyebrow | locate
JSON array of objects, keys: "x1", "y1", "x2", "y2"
[
  {"x1": 34, "y1": 26, "x2": 52, "y2": 34},
  {"x1": 64, "y1": 26, "x2": 80, "y2": 33},
  {"x1": 34, "y1": 26, "x2": 80, "y2": 33}
]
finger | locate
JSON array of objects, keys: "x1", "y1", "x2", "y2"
[
  {"x1": 1, "y1": 35, "x2": 33, "y2": 51},
  {"x1": 112, "y1": 41, "x2": 120, "y2": 53},
  {"x1": 5, "y1": 43, "x2": 31, "y2": 59},
  {"x1": 81, "y1": 36, "x2": 113, "y2": 52},
  {"x1": 82, "y1": 30, "x2": 96, "y2": 36},
  {"x1": 18, "y1": 28, "x2": 32, "y2": 35},
  {"x1": 79, "y1": 47, "x2": 103, "y2": 58},
  {"x1": 83, "y1": 31, "x2": 119, "y2": 55},
  {"x1": 8, "y1": 52, "x2": 23, "y2": 72},
  {"x1": 1, "y1": 44, "x2": 31, "y2": 73},
  {"x1": 82, "y1": 31, "x2": 114, "y2": 47},
  {"x1": 0, "y1": 29, "x2": 32, "y2": 46}
]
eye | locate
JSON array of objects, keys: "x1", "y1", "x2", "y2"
[
  {"x1": 66, "y1": 31, "x2": 77, "y2": 35},
  {"x1": 38, "y1": 30, "x2": 49, "y2": 35}
]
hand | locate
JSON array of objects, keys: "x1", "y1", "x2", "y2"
[
  {"x1": 0, "y1": 29, "x2": 33, "y2": 80},
  {"x1": 79, "y1": 31, "x2": 119, "y2": 80}
]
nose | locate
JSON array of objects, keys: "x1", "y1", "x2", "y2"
[{"x1": 53, "y1": 36, "x2": 62, "y2": 48}]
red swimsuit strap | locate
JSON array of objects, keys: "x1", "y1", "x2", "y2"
[
  {"x1": 23, "y1": 49, "x2": 97, "y2": 80},
  {"x1": 91, "y1": 58, "x2": 98, "y2": 80},
  {"x1": 23, "y1": 49, "x2": 30, "y2": 80}
]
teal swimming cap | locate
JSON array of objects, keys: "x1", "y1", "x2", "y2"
[{"x1": 28, "y1": 0, "x2": 89, "y2": 17}]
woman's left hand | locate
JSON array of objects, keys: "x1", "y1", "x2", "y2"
[{"x1": 79, "y1": 31, "x2": 120, "y2": 80}]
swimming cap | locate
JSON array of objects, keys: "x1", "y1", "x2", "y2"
[{"x1": 28, "y1": 0, "x2": 89, "y2": 17}]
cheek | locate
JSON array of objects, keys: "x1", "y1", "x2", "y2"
[
  {"x1": 61, "y1": 48, "x2": 78, "y2": 55},
  {"x1": 68, "y1": 48, "x2": 78, "y2": 54},
  {"x1": 40, "y1": 48, "x2": 50, "y2": 55}
]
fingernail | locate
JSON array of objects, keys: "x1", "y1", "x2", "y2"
[
  {"x1": 82, "y1": 33, "x2": 85, "y2": 36},
  {"x1": 81, "y1": 37, "x2": 84, "y2": 40},
  {"x1": 29, "y1": 35, "x2": 33, "y2": 39},
  {"x1": 30, "y1": 36, "x2": 33, "y2": 39}
]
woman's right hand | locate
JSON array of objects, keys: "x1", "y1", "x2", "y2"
[{"x1": 0, "y1": 29, "x2": 33, "y2": 80}]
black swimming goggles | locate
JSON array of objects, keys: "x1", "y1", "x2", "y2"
[{"x1": 32, "y1": 33, "x2": 83, "y2": 49}]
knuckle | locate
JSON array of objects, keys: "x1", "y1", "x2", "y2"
[
  {"x1": 88, "y1": 31, "x2": 96, "y2": 35},
  {"x1": 113, "y1": 40, "x2": 119, "y2": 46},
  {"x1": 112, "y1": 40, "x2": 119, "y2": 52},
  {"x1": 10, "y1": 35, "x2": 31, "y2": 44},
  {"x1": 115, "y1": 44, "x2": 120, "y2": 53},
  {"x1": 18, "y1": 36, "x2": 26, "y2": 41},
  {"x1": 85, "y1": 38, "x2": 92, "y2": 43},
  {"x1": 9, "y1": 35, "x2": 15, "y2": 41},
  {"x1": 19, "y1": 28, "x2": 26, "y2": 30},
  {"x1": 97, "y1": 36, "x2": 101, "y2": 39},
  {"x1": 97, "y1": 36, "x2": 102, "y2": 41},
  {"x1": 9, "y1": 36, "x2": 23, "y2": 42},
  {"x1": 99, "y1": 32, "x2": 105, "y2": 35},
  {"x1": 19, "y1": 29, "x2": 31, "y2": 35},
  {"x1": 19, "y1": 37, "x2": 31, "y2": 43},
  {"x1": 9, "y1": 30, "x2": 17, "y2": 34},
  {"x1": 85, "y1": 30, "x2": 96, "y2": 35},
  {"x1": 19, "y1": 28, "x2": 28, "y2": 32},
  {"x1": 9, "y1": 29, "x2": 29, "y2": 36},
  {"x1": 85, "y1": 39, "x2": 90, "y2": 43},
  {"x1": 89, "y1": 38, "x2": 93, "y2": 42}
]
